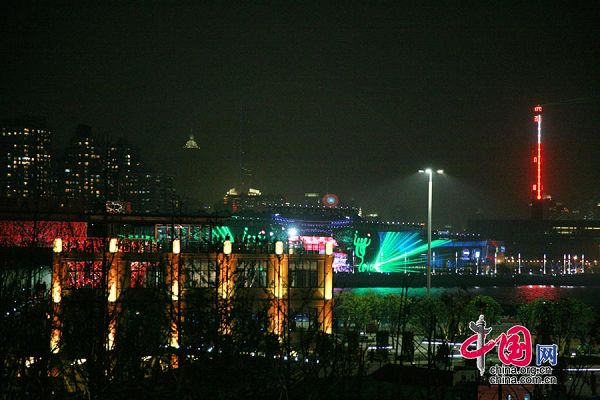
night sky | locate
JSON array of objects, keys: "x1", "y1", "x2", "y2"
[{"x1": 2, "y1": 3, "x2": 599, "y2": 228}]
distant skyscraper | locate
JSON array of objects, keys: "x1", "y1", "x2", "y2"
[
  {"x1": 222, "y1": 187, "x2": 289, "y2": 213},
  {"x1": 106, "y1": 138, "x2": 141, "y2": 200},
  {"x1": 51, "y1": 123, "x2": 180, "y2": 213},
  {"x1": 124, "y1": 171, "x2": 178, "y2": 214},
  {"x1": 0, "y1": 117, "x2": 52, "y2": 199},
  {"x1": 63, "y1": 124, "x2": 104, "y2": 206},
  {"x1": 183, "y1": 134, "x2": 200, "y2": 149}
]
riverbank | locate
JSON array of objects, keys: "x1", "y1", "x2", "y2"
[{"x1": 334, "y1": 272, "x2": 600, "y2": 288}]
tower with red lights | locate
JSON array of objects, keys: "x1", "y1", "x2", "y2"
[{"x1": 531, "y1": 105, "x2": 544, "y2": 219}]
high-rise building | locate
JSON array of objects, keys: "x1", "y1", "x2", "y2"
[
  {"x1": 0, "y1": 117, "x2": 52, "y2": 199},
  {"x1": 124, "y1": 171, "x2": 178, "y2": 214},
  {"x1": 63, "y1": 125, "x2": 104, "y2": 207},
  {"x1": 59, "y1": 124, "x2": 179, "y2": 213},
  {"x1": 106, "y1": 138, "x2": 141, "y2": 200},
  {"x1": 183, "y1": 133, "x2": 200, "y2": 149},
  {"x1": 223, "y1": 187, "x2": 285, "y2": 213}
]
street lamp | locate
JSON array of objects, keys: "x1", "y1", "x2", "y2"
[{"x1": 419, "y1": 168, "x2": 444, "y2": 295}]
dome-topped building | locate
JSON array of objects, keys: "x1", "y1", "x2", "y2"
[{"x1": 183, "y1": 134, "x2": 199, "y2": 149}]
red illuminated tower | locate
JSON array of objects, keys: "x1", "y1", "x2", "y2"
[{"x1": 531, "y1": 105, "x2": 544, "y2": 219}]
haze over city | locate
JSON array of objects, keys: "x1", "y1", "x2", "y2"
[{"x1": 2, "y1": 3, "x2": 599, "y2": 227}]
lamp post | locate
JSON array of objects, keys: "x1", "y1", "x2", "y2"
[{"x1": 419, "y1": 168, "x2": 444, "y2": 295}]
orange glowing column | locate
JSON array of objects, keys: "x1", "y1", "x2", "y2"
[
  {"x1": 167, "y1": 249, "x2": 183, "y2": 350},
  {"x1": 50, "y1": 239, "x2": 63, "y2": 353},
  {"x1": 269, "y1": 254, "x2": 287, "y2": 337},
  {"x1": 218, "y1": 247, "x2": 235, "y2": 335},
  {"x1": 106, "y1": 242, "x2": 120, "y2": 351},
  {"x1": 322, "y1": 251, "x2": 333, "y2": 334}
]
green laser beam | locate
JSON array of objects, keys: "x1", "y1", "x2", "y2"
[{"x1": 369, "y1": 231, "x2": 451, "y2": 273}]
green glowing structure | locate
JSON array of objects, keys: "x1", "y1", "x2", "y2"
[
  {"x1": 353, "y1": 231, "x2": 372, "y2": 272},
  {"x1": 368, "y1": 231, "x2": 450, "y2": 273}
]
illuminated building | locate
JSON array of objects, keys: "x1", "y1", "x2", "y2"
[
  {"x1": 183, "y1": 133, "x2": 200, "y2": 149},
  {"x1": 122, "y1": 171, "x2": 178, "y2": 214},
  {"x1": 105, "y1": 138, "x2": 141, "y2": 199},
  {"x1": 62, "y1": 127, "x2": 177, "y2": 213},
  {"x1": 48, "y1": 235, "x2": 333, "y2": 356},
  {"x1": 106, "y1": 139, "x2": 177, "y2": 214},
  {"x1": 429, "y1": 235, "x2": 504, "y2": 274},
  {"x1": 469, "y1": 218, "x2": 600, "y2": 260},
  {"x1": 0, "y1": 209, "x2": 336, "y2": 354},
  {"x1": 222, "y1": 187, "x2": 285, "y2": 213},
  {"x1": 62, "y1": 124, "x2": 104, "y2": 206},
  {"x1": 0, "y1": 211, "x2": 334, "y2": 357},
  {"x1": 0, "y1": 117, "x2": 52, "y2": 199}
]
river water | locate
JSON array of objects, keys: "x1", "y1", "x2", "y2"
[{"x1": 339, "y1": 285, "x2": 600, "y2": 309}]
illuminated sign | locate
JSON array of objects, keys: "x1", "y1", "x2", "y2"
[{"x1": 353, "y1": 231, "x2": 372, "y2": 272}]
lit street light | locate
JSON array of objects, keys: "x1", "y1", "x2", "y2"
[{"x1": 419, "y1": 168, "x2": 444, "y2": 295}]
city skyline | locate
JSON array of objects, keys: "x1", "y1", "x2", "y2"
[
  {"x1": 3, "y1": 5, "x2": 600, "y2": 396},
  {"x1": 2, "y1": 3, "x2": 599, "y2": 227}
]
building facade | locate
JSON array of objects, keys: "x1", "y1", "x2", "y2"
[
  {"x1": 62, "y1": 124, "x2": 104, "y2": 206},
  {"x1": 122, "y1": 171, "x2": 178, "y2": 214},
  {"x1": 62, "y1": 126, "x2": 177, "y2": 214},
  {"x1": 0, "y1": 117, "x2": 52, "y2": 199},
  {"x1": 49, "y1": 236, "x2": 333, "y2": 362}
]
